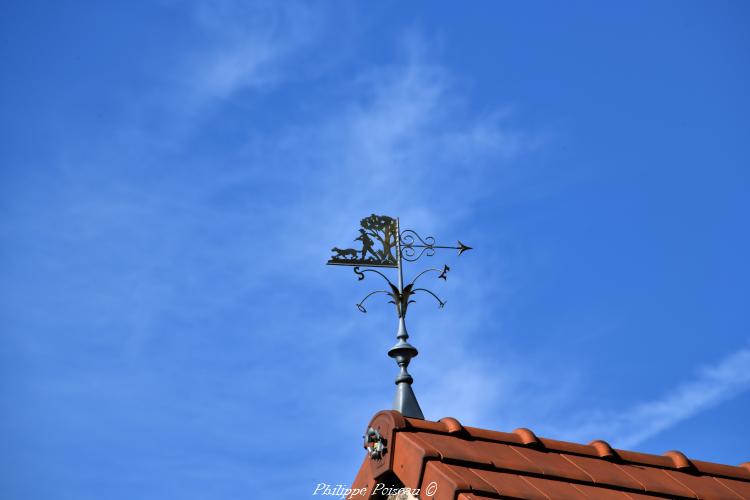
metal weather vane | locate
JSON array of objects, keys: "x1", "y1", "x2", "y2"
[{"x1": 327, "y1": 214, "x2": 472, "y2": 419}]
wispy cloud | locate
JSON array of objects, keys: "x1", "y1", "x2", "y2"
[
  {"x1": 186, "y1": 1, "x2": 320, "y2": 101},
  {"x1": 108, "y1": 1, "x2": 324, "y2": 147},
  {"x1": 0, "y1": 12, "x2": 561, "y2": 495},
  {"x1": 271, "y1": 45, "x2": 538, "y2": 427},
  {"x1": 554, "y1": 345, "x2": 750, "y2": 449},
  {"x1": 233, "y1": 46, "x2": 535, "y2": 405},
  {"x1": 260, "y1": 45, "x2": 534, "y2": 271}
]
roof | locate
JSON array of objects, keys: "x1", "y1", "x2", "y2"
[{"x1": 351, "y1": 410, "x2": 750, "y2": 499}]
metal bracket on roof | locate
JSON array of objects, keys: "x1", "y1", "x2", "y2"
[{"x1": 364, "y1": 427, "x2": 386, "y2": 460}]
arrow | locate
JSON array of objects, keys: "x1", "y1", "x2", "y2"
[{"x1": 456, "y1": 241, "x2": 472, "y2": 256}]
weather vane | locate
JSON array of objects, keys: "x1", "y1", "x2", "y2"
[{"x1": 327, "y1": 214, "x2": 471, "y2": 419}]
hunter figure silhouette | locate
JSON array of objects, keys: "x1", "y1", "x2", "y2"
[{"x1": 355, "y1": 229, "x2": 377, "y2": 260}]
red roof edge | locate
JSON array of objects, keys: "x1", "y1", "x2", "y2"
[{"x1": 351, "y1": 410, "x2": 750, "y2": 500}]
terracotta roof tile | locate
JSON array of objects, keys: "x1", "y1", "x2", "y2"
[
  {"x1": 456, "y1": 494, "x2": 494, "y2": 500},
  {"x1": 468, "y1": 440, "x2": 545, "y2": 475},
  {"x1": 616, "y1": 463, "x2": 699, "y2": 498},
  {"x1": 664, "y1": 469, "x2": 744, "y2": 499},
  {"x1": 465, "y1": 467, "x2": 550, "y2": 499},
  {"x1": 570, "y1": 482, "x2": 640, "y2": 499},
  {"x1": 349, "y1": 455, "x2": 379, "y2": 498},
  {"x1": 664, "y1": 450, "x2": 694, "y2": 470},
  {"x1": 616, "y1": 449, "x2": 676, "y2": 470},
  {"x1": 590, "y1": 439, "x2": 618, "y2": 459},
  {"x1": 621, "y1": 492, "x2": 670, "y2": 500},
  {"x1": 541, "y1": 437, "x2": 603, "y2": 457},
  {"x1": 463, "y1": 424, "x2": 526, "y2": 445},
  {"x1": 350, "y1": 411, "x2": 750, "y2": 500},
  {"x1": 404, "y1": 417, "x2": 447, "y2": 434},
  {"x1": 439, "y1": 416, "x2": 465, "y2": 434},
  {"x1": 520, "y1": 474, "x2": 597, "y2": 499},
  {"x1": 509, "y1": 445, "x2": 594, "y2": 482},
  {"x1": 693, "y1": 459, "x2": 750, "y2": 481},
  {"x1": 561, "y1": 453, "x2": 646, "y2": 491},
  {"x1": 391, "y1": 433, "x2": 441, "y2": 488},
  {"x1": 420, "y1": 461, "x2": 472, "y2": 500},
  {"x1": 444, "y1": 462, "x2": 498, "y2": 493},
  {"x1": 715, "y1": 477, "x2": 750, "y2": 498},
  {"x1": 513, "y1": 427, "x2": 542, "y2": 447},
  {"x1": 414, "y1": 431, "x2": 495, "y2": 466}
]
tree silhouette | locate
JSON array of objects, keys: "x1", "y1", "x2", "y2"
[{"x1": 360, "y1": 214, "x2": 397, "y2": 263}]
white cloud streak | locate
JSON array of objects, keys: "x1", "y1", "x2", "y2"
[
  {"x1": 285, "y1": 50, "x2": 536, "y2": 428},
  {"x1": 556, "y1": 345, "x2": 750, "y2": 449},
  {"x1": 188, "y1": 1, "x2": 319, "y2": 101}
]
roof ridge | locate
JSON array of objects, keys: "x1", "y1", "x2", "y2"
[
  {"x1": 400, "y1": 414, "x2": 750, "y2": 483},
  {"x1": 352, "y1": 411, "x2": 750, "y2": 500}
]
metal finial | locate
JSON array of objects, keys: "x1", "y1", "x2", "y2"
[{"x1": 327, "y1": 214, "x2": 472, "y2": 419}]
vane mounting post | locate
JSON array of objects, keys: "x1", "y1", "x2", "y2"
[{"x1": 327, "y1": 214, "x2": 472, "y2": 419}]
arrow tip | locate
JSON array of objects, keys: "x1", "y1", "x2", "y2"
[{"x1": 457, "y1": 240, "x2": 472, "y2": 256}]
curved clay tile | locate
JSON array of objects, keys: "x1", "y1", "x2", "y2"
[
  {"x1": 588, "y1": 439, "x2": 616, "y2": 459},
  {"x1": 512, "y1": 427, "x2": 541, "y2": 446},
  {"x1": 663, "y1": 450, "x2": 693, "y2": 470},
  {"x1": 438, "y1": 417, "x2": 464, "y2": 434}
]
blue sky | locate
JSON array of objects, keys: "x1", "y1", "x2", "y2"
[{"x1": 1, "y1": 1, "x2": 749, "y2": 499}]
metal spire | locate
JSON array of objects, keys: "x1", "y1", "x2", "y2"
[
  {"x1": 327, "y1": 214, "x2": 471, "y2": 419},
  {"x1": 389, "y1": 217, "x2": 423, "y2": 419}
]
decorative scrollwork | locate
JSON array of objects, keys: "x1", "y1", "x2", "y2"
[
  {"x1": 353, "y1": 267, "x2": 365, "y2": 281},
  {"x1": 399, "y1": 230, "x2": 436, "y2": 262},
  {"x1": 400, "y1": 230, "x2": 436, "y2": 248},
  {"x1": 353, "y1": 267, "x2": 399, "y2": 314},
  {"x1": 353, "y1": 266, "x2": 393, "y2": 286},
  {"x1": 412, "y1": 288, "x2": 446, "y2": 309},
  {"x1": 398, "y1": 229, "x2": 472, "y2": 262},
  {"x1": 356, "y1": 290, "x2": 390, "y2": 313},
  {"x1": 408, "y1": 265, "x2": 450, "y2": 287},
  {"x1": 329, "y1": 215, "x2": 471, "y2": 318},
  {"x1": 402, "y1": 245, "x2": 436, "y2": 261}
]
